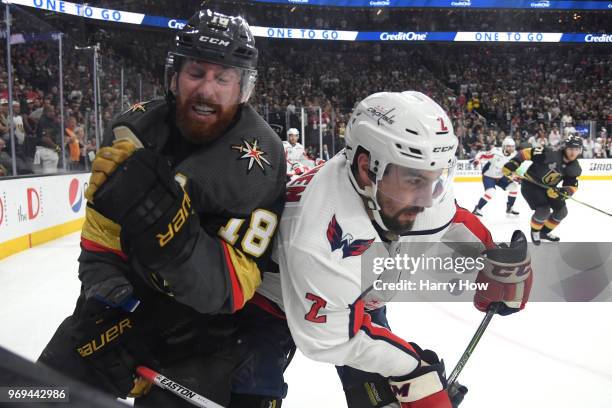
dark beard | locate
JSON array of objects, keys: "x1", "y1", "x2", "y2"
[
  {"x1": 379, "y1": 206, "x2": 425, "y2": 235},
  {"x1": 175, "y1": 95, "x2": 238, "y2": 144}
]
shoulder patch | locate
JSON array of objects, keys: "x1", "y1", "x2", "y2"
[
  {"x1": 119, "y1": 100, "x2": 159, "y2": 118},
  {"x1": 106, "y1": 99, "x2": 171, "y2": 150},
  {"x1": 327, "y1": 215, "x2": 375, "y2": 258},
  {"x1": 231, "y1": 139, "x2": 272, "y2": 174},
  {"x1": 126, "y1": 102, "x2": 149, "y2": 113}
]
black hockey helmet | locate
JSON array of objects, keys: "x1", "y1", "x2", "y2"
[
  {"x1": 563, "y1": 134, "x2": 583, "y2": 149},
  {"x1": 166, "y1": 9, "x2": 258, "y2": 103}
]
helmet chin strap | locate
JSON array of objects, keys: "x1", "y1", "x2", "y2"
[
  {"x1": 371, "y1": 207, "x2": 392, "y2": 233},
  {"x1": 346, "y1": 161, "x2": 392, "y2": 232}
]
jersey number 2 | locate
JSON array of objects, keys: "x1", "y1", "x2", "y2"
[{"x1": 305, "y1": 293, "x2": 327, "y2": 323}]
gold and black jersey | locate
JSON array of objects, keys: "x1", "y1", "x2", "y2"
[
  {"x1": 510, "y1": 146, "x2": 581, "y2": 191},
  {"x1": 81, "y1": 99, "x2": 286, "y2": 318}
]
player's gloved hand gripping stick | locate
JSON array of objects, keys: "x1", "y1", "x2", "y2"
[
  {"x1": 520, "y1": 174, "x2": 612, "y2": 217},
  {"x1": 504, "y1": 161, "x2": 612, "y2": 217}
]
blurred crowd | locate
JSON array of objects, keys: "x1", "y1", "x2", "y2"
[
  {"x1": 1, "y1": 3, "x2": 611, "y2": 177},
  {"x1": 0, "y1": 7, "x2": 161, "y2": 176},
  {"x1": 251, "y1": 41, "x2": 611, "y2": 160}
]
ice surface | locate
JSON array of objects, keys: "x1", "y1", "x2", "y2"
[{"x1": 1, "y1": 180, "x2": 611, "y2": 407}]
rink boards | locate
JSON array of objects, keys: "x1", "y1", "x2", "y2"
[{"x1": 1, "y1": 159, "x2": 611, "y2": 260}]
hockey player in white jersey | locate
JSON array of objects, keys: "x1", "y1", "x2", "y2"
[
  {"x1": 283, "y1": 127, "x2": 308, "y2": 179},
  {"x1": 259, "y1": 91, "x2": 533, "y2": 407},
  {"x1": 471, "y1": 137, "x2": 520, "y2": 216}
]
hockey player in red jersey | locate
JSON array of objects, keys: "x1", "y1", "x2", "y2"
[{"x1": 258, "y1": 91, "x2": 533, "y2": 407}]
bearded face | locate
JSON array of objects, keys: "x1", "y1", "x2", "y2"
[
  {"x1": 173, "y1": 60, "x2": 242, "y2": 144},
  {"x1": 375, "y1": 165, "x2": 445, "y2": 234}
]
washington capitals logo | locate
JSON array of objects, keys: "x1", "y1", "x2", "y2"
[
  {"x1": 366, "y1": 106, "x2": 396, "y2": 125},
  {"x1": 327, "y1": 215, "x2": 374, "y2": 258},
  {"x1": 232, "y1": 139, "x2": 272, "y2": 173}
]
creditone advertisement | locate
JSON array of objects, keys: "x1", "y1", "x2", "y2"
[
  {"x1": 252, "y1": 0, "x2": 612, "y2": 9},
  {"x1": 3, "y1": 0, "x2": 612, "y2": 43},
  {"x1": 0, "y1": 173, "x2": 89, "y2": 259}
]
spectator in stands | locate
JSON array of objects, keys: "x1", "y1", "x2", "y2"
[
  {"x1": 563, "y1": 123, "x2": 576, "y2": 138},
  {"x1": 33, "y1": 105, "x2": 61, "y2": 174},
  {"x1": 536, "y1": 130, "x2": 548, "y2": 147},
  {"x1": 561, "y1": 112, "x2": 574, "y2": 133},
  {"x1": 594, "y1": 137, "x2": 606, "y2": 158},
  {"x1": 321, "y1": 144, "x2": 330, "y2": 161},
  {"x1": 28, "y1": 95, "x2": 44, "y2": 130},
  {"x1": 83, "y1": 134, "x2": 96, "y2": 167},
  {"x1": 486, "y1": 129, "x2": 497, "y2": 148},
  {"x1": 526, "y1": 132, "x2": 537, "y2": 147},
  {"x1": 74, "y1": 126, "x2": 88, "y2": 169},
  {"x1": 2, "y1": 7, "x2": 611, "y2": 163},
  {"x1": 11, "y1": 101, "x2": 26, "y2": 150},
  {"x1": 65, "y1": 116, "x2": 81, "y2": 170},
  {"x1": 0, "y1": 97, "x2": 9, "y2": 142},
  {"x1": 583, "y1": 136, "x2": 594, "y2": 158},
  {"x1": 549, "y1": 124, "x2": 561, "y2": 147},
  {"x1": 0, "y1": 138, "x2": 12, "y2": 176}
]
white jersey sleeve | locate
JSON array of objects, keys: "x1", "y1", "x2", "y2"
[
  {"x1": 265, "y1": 154, "x2": 486, "y2": 379},
  {"x1": 280, "y1": 242, "x2": 419, "y2": 377},
  {"x1": 283, "y1": 141, "x2": 306, "y2": 163},
  {"x1": 276, "y1": 156, "x2": 420, "y2": 378},
  {"x1": 473, "y1": 149, "x2": 493, "y2": 165}
]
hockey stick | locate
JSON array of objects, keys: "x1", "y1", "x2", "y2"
[
  {"x1": 518, "y1": 175, "x2": 612, "y2": 217},
  {"x1": 136, "y1": 366, "x2": 225, "y2": 408},
  {"x1": 447, "y1": 303, "x2": 500, "y2": 385}
]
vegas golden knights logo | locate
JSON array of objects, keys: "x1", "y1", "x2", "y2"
[{"x1": 542, "y1": 170, "x2": 562, "y2": 186}]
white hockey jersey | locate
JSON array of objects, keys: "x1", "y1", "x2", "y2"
[
  {"x1": 474, "y1": 148, "x2": 511, "y2": 179},
  {"x1": 257, "y1": 154, "x2": 494, "y2": 378},
  {"x1": 283, "y1": 141, "x2": 306, "y2": 164}
]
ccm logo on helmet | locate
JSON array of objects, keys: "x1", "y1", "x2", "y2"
[
  {"x1": 199, "y1": 36, "x2": 231, "y2": 47},
  {"x1": 433, "y1": 145, "x2": 456, "y2": 153}
]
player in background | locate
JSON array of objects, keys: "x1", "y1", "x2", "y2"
[
  {"x1": 38, "y1": 9, "x2": 287, "y2": 407},
  {"x1": 593, "y1": 137, "x2": 605, "y2": 158},
  {"x1": 471, "y1": 137, "x2": 520, "y2": 216},
  {"x1": 283, "y1": 127, "x2": 308, "y2": 179},
  {"x1": 258, "y1": 91, "x2": 533, "y2": 407},
  {"x1": 503, "y1": 135, "x2": 582, "y2": 244},
  {"x1": 284, "y1": 127, "x2": 305, "y2": 161}
]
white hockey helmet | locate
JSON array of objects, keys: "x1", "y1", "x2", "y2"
[
  {"x1": 345, "y1": 91, "x2": 458, "y2": 232},
  {"x1": 502, "y1": 137, "x2": 516, "y2": 155},
  {"x1": 287, "y1": 128, "x2": 300, "y2": 136},
  {"x1": 502, "y1": 137, "x2": 516, "y2": 148}
]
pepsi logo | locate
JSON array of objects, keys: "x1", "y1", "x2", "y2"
[{"x1": 69, "y1": 178, "x2": 83, "y2": 213}]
